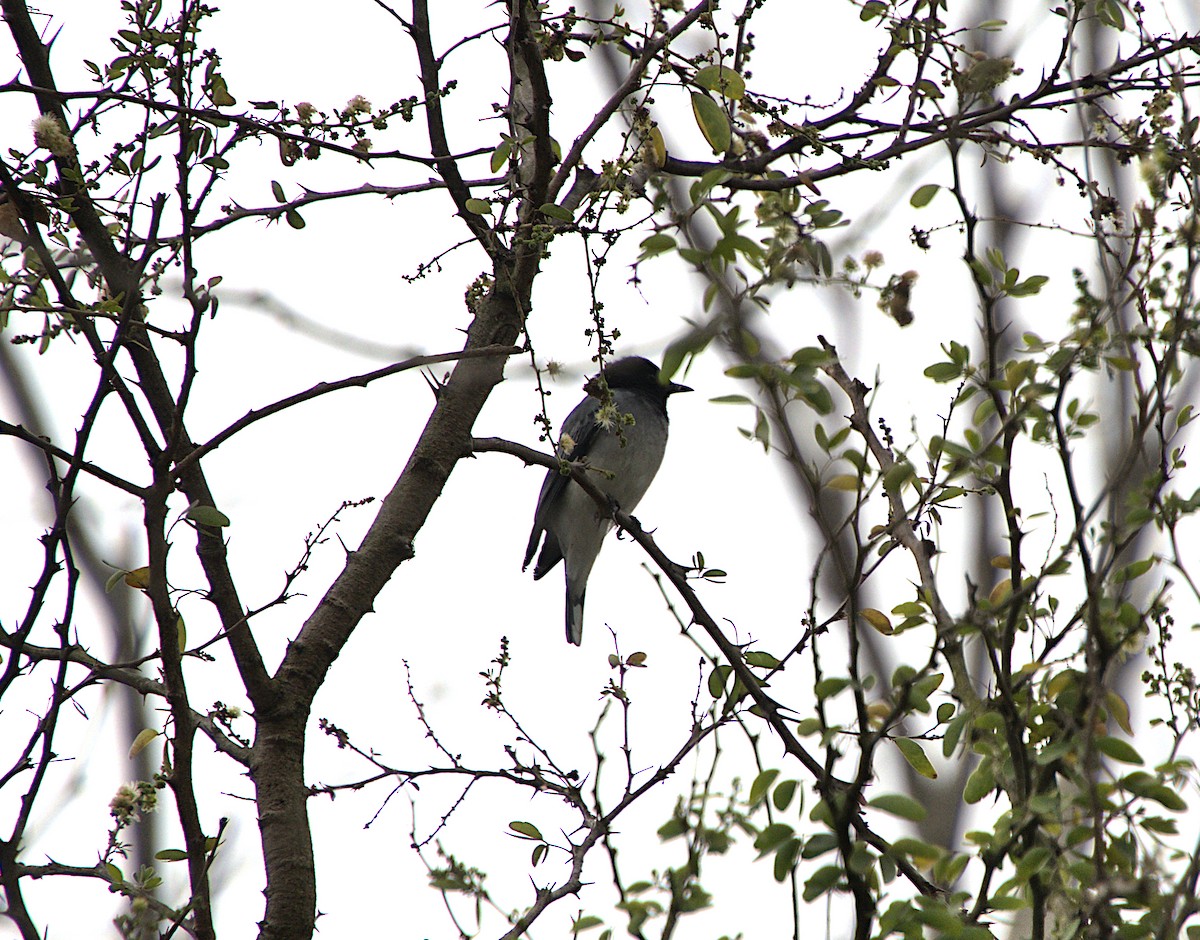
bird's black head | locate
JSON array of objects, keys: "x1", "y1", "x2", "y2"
[{"x1": 586, "y1": 356, "x2": 692, "y2": 401}]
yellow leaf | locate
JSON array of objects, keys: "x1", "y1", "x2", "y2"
[
  {"x1": 826, "y1": 474, "x2": 861, "y2": 492},
  {"x1": 894, "y1": 738, "x2": 938, "y2": 779},
  {"x1": 866, "y1": 701, "x2": 892, "y2": 727},
  {"x1": 209, "y1": 75, "x2": 236, "y2": 107},
  {"x1": 690, "y1": 93, "x2": 731, "y2": 154},
  {"x1": 694, "y1": 64, "x2": 746, "y2": 100},
  {"x1": 129, "y1": 728, "x2": 159, "y2": 759},
  {"x1": 1106, "y1": 690, "x2": 1133, "y2": 735},
  {"x1": 123, "y1": 566, "x2": 151, "y2": 591},
  {"x1": 795, "y1": 171, "x2": 822, "y2": 195},
  {"x1": 1046, "y1": 669, "x2": 1080, "y2": 699},
  {"x1": 859, "y1": 608, "x2": 894, "y2": 635},
  {"x1": 648, "y1": 126, "x2": 666, "y2": 168},
  {"x1": 988, "y1": 580, "x2": 1012, "y2": 606},
  {"x1": 990, "y1": 554, "x2": 1011, "y2": 569}
]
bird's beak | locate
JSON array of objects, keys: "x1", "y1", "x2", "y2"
[{"x1": 668, "y1": 381, "x2": 693, "y2": 394}]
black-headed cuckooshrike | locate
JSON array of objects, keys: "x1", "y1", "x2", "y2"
[{"x1": 524, "y1": 356, "x2": 691, "y2": 645}]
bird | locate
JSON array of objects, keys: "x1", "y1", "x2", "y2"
[{"x1": 524, "y1": 356, "x2": 691, "y2": 645}]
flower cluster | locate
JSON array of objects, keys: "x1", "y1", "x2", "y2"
[
  {"x1": 109, "y1": 779, "x2": 162, "y2": 825},
  {"x1": 31, "y1": 114, "x2": 75, "y2": 157}
]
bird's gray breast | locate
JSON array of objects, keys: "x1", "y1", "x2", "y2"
[{"x1": 586, "y1": 401, "x2": 668, "y2": 511}]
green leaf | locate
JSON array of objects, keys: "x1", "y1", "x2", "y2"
[
  {"x1": 1096, "y1": 0, "x2": 1124, "y2": 29},
  {"x1": 638, "y1": 233, "x2": 677, "y2": 260},
  {"x1": 1141, "y1": 815, "x2": 1178, "y2": 834},
  {"x1": 694, "y1": 64, "x2": 746, "y2": 100},
  {"x1": 657, "y1": 816, "x2": 687, "y2": 840},
  {"x1": 802, "y1": 864, "x2": 841, "y2": 900},
  {"x1": 155, "y1": 849, "x2": 189, "y2": 862},
  {"x1": 709, "y1": 394, "x2": 753, "y2": 405},
  {"x1": 749, "y1": 768, "x2": 779, "y2": 805},
  {"x1": 893, "y1": 738, "x2": 938, "y2": 779},
  {"x1": 753, "y1": 822, "x2": 795, "y2": 854},
  {"x1": 745, "y1": 651, "x2": 781, "y2": 669},
  {"x1": 882, "y1": 461, "x2": 915, "y2": 494},
  {"x1": 572, "y1": 915, "x2": 604, "y2": 932},
  {"x1": 795, "y1": 717, "x2": 821, "y2": 737},
  {"x1": 924, "y1": 361, "x2": 961, "y2": 382},
  {"x1": 931, "y1": 487, "x2": 965, "y2": 508},
  {"x1": 910, "y1": 184, "x2": 940, "y2": 208},
  {"x1": 772, "y1": 779, "x2": 798, "y2": 811},
  {"x1": 691, "y1": 93, "x2": 731, "y2": 154},
  {"x1": 270, "y1": 180, "x2": 285, "y2": 202},
  {"x1": 1145, "y1": 784, "x2": 1186, "y2": 811},
  {"x1": 105, "y1": 568, "x2": 127, "y2": 593},
  {"x1": 285, "y1": 209, "x2": 305, "y2": 229},
  {"x1": 963, "y1": 758, "x2": 995, "y2": 803},
  {"x1": 708, "y1": 664, "x2": 732, "y2": 698},
  {"x1": 791, "y1": 346, "x2": 831, "y2": 369},
  {"x1": 186, "y1": 505, "x2": 230, "y2": 527},
  {"x1": 773, "y1": 838, "x2": 802, "y2": 882},
  {"x1": 891, "y1": 838, "x2": 940, "y2": 864},
  {"x1": 1008, "y1": 274, "x2": 1049, "y2": 297},
  {"x1": 539, "y1": 203, "x2": 574, "y2": 222},
  {"x1": 936, "y1": 853, "x2": 970, "y2": 884},
  {"x1": 1113, "y1": 557, "x2": 1155, "y2": 582},
  {"x1": 1095, "y1": 736, "x2": 1143, "y2": 765},
  {"x1": 490, "y1": 139, "x2": 511, "y2": 173},
  {"x1": 465, "y1": 198, "x2": 492, "y2": 215},
  {"x1": 868, "y1": 793, "x2": 927, "y2": 822},
  {"x1": 802, "y1": 832, "x2": 839, "y2": 859},
  {"x1": 508, "y1": 820, "x2": 544, "y2": 840},
  {"x1": 795, "y1": 377, "x2": 833, "y2": 415},
  {"x1": 915, "y1": 78, "x2": 944, "y2": 99},
  {"x1": 815, "y1": 677, "x2": 850, "y2": 700},
  {"x1": 1015, "y1": 846, "x2": 1051, "y2": 881}
]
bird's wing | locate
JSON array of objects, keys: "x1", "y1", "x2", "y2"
[{"x1": 522, "y1": 394, "x2": 605, "y2": 572}]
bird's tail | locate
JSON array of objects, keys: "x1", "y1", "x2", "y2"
[{"x1": 565, "y1": 581, "x2": 585, "y2": 645}]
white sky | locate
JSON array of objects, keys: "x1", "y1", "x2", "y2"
[{"x1": 2, "y1": 1, "x2": 1199, "y2": 938}]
